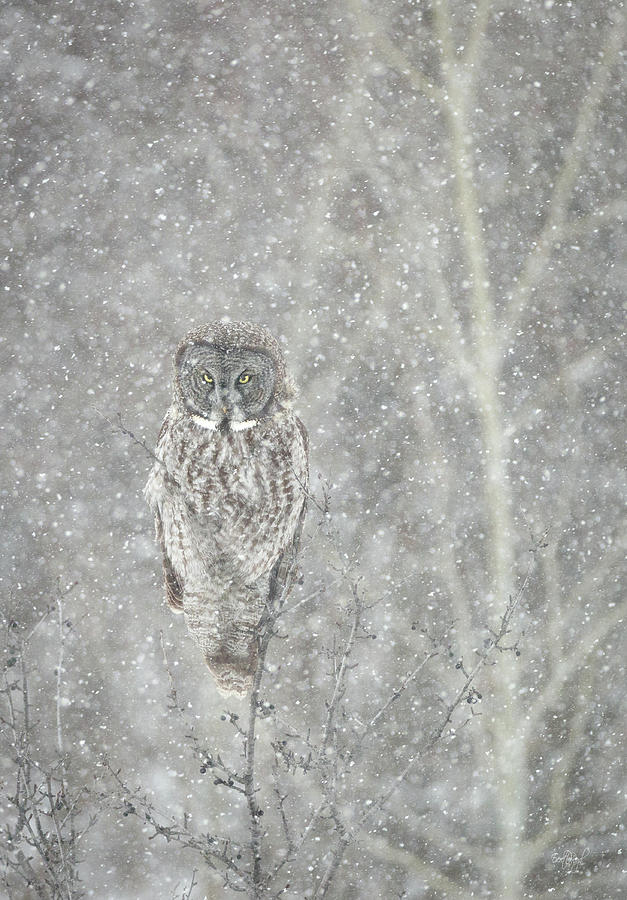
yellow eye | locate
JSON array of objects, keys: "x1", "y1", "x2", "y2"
[
  {"x1": 238, "y1": 373, "x2": 251, "y2": 384},
  {"x1": 201, "y1": 371, "x2": 213, "y2": 384}
]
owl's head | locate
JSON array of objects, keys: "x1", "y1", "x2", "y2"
[{"x1": 173, "y1": 321, "x2": 295, "y2": 427}]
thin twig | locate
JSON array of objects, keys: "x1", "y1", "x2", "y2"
[
  {"x1": 93, "y1": 407, "x2": 162, "y2": 467},
  {"x1": 342, "y1": 649, "x2": 440, "y2": 772},
  {"x1": 314, "y1": 545, "x2": 540, "y2": 896},
  {"x1": 94, "y1": 408, "x2": 187, "y2": 499}
]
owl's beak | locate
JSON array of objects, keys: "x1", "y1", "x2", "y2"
[{"x1": 222, "y1": 405, "x2": 228, "y2": 415}]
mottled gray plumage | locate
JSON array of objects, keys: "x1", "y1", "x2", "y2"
[{"x1": 144, "y1": 321, "x2": 308, "y2": 695}]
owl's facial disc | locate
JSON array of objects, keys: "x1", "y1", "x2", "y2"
[{"x1": 177, "y1": 344, "x2": 276, "y2": 425}]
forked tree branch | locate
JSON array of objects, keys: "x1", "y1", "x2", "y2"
[
  {"x1": 504, "y1": 11, "x2": 624, "y2": 342},
  {"x1": 345, "y1": 0, "x2": 444, "y2": 105}
]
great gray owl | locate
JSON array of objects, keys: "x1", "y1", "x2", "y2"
[{"x1": 144, "y1": 321, "x2": 308, "y2": 695}]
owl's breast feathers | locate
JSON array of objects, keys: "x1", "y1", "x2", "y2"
[{"x1": 144, "y1": 405, "x2": 308, "y2": 588}]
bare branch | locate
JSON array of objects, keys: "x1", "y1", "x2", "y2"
[
  {"x1": 314, "y1": 545, "x2": 540, "y2": 894},
  {"x1": 0, "y1": 601, "x2": 98, "y2": 900},
  {"x1": 524, "y1": 598, "x2": 625, "y2": 738},
  {"x1": 341, "y1": 649, "x2": 440, "y2": 772},
  {"x1": 102, "y1": 759, "x2": 245, "y2": 880},
  {"x1": 504, "y1": 12, "x2": 624, "y2": 341},
  {"x1": 556, "y1": 196, "x2": 626, "y2": 242},
  {"x1": 362, "y1": 834, "x2": 471, "y2": 898},
  {"x1": 433, "y1": 0, "x2": 498, "y2": 368},
  {"x1": 346, "y1": 0, "x2": 444, "y2": 106},
  {"x1": 463, "y1": 0, "x2": 493, "y2": 76}
]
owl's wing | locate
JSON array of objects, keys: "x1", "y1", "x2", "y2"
[
  {"x1": 269, "y1": 416, "x2": 309, "y2": 604},
  {"x1": 269, "y1": 499, "x2": 305, "y2": 603},
  {"x1": 154, "y1": 507, "x2": 184, "y2": 613}
]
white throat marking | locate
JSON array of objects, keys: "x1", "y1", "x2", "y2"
[
  {"x1": 192, "y1": 415, "x2": 218, "y2": 430},
  {"x1": 230, "y1": 419, "x2": 259, "y2": 432}
]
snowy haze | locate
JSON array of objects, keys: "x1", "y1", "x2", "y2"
[{"x1": 1, "y1": 2, "x2": 625, "y2": 899}]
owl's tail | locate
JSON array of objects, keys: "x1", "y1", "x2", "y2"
[
  {"x1": 204, "y1": 619, "x2": 259, "y2": 696},
  {"x1": 205, "y1": 647, "x2": 257, "y2": 697},
  {"x1": 183, "y1": 582, "x2": 265, "y2": 696}
]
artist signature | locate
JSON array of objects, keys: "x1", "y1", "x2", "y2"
[{"x1": 551, "y1": 847, "x2": 590, "y2": 875}]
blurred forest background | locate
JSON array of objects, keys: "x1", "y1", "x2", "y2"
[{"x1": 1, "y1": 1, "x2": 625, "y2": 898}]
